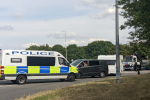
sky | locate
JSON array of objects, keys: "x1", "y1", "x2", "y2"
[{"x1": 0, "y1": 0, "x2": 132, "y2": 50}]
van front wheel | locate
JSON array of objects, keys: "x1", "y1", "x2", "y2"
[
  {"x1": 99, "y1": 72, "x2": 105, "y2": 78},
  {"x1": 67, "y1": 74, "x2": 75, "y2": 82},
  {"x1": 16, "y1": 75, "x2": 26, "y2": 84}
]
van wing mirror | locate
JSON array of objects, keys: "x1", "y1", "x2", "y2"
[{"x1": 68, "y1": 63, "x2": 71, "y2": 67}]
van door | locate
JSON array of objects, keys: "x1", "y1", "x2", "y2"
[
  {"x1": 99, "y1": 60, "x2": 108, "y2": 75},
  {"x1": 107, "y1": 60, "x2": 116, "y2": 74},
  {"x1": 88, "y1": 60, "x2": 100, "y2": 76},
  {"x1": 58, "y1": 57, "x2": 69, "y2": 79},
  {"x1": 77, "y1": 61, "x2": 89, "y2": 76}
]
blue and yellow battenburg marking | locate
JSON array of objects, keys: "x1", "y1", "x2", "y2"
[{"x1": 3, "y1": 66, "x2": 71, "y2": 74}]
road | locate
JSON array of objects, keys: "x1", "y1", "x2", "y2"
[{"x1": 0, "y1": 70, "x2": 150, "y2": 100}]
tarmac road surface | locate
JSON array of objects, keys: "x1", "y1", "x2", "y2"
[{"x1": 0, "y1": 70, "x2": 149, "y2": 100}]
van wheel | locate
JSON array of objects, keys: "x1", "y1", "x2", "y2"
[
  {"x1": 78, "y1": 73, "x2": 82, "y2": 78},
  {"x1": 11, "y1": 80, "x2": 17, "y2": 84},
  {"x1": 99, "y1": 72, "x2": 105, "y2": 78},
  {"x1": 16, "y1": 75, "x2": 26, "y2": 84},
  {"x1": 67, "y1": 74, "x2": 75, "y2": 82}
]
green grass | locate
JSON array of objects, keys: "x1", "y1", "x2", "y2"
[{"x1": 17, "y1": 74, "x2": 150, "y2": 100}]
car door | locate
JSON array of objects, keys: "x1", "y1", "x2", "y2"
[
  {"x1": 77, "y1": 61, "x2": 89, "y2": 76},
  {"x1": 88, "y1": 60, "x2": 100, "y2": 76}
]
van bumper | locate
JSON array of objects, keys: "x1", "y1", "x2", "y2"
[{"x1": 0, "y1": 74, "x2": 5, "y2": 80}]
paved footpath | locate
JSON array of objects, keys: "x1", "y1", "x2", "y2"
[{"x1": 0, "y1": 70, "x2": 149, "y2": 100}]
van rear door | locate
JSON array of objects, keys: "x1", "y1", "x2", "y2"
[{"x1": 107, "y1": 60, "x2": 116, "y2": 74}]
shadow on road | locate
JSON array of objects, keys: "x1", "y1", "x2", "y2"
[{"x1": 0, "y1": 79, "x2": 80, "y2": 85}]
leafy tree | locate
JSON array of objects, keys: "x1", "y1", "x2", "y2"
[
  {"x1": 119, "y1": 44, "x2": 133, "y2": 56},
  {"x1": 52, "y1": 44, "x2": 65, "y2": 57},
  {"x1": 39, "y1": 44, "x2": 52, "y2": 51},
  {"x1": 85, "y1": 41, "x2": 115, "y2": 59},
  {"x1": 130, "y1": 42, "x2": 150, "y2": 59},
  {"x1": 119, "y1": 0, "x2": 150, "y2": 44},
  {"x1": 26, "y1": 44, "x2": 51, "y2": 51},
  {"x1": 108, "y1": 45, "x2": 116, "y2": 55},
  {"x1": 26, "y1": 45, "x2": 40, "y2": 50},
  {"x1": 119, "y1": 0, "x2": 150, "y2": 59},
  {"x1": 67, "y1": 44, "x2": 79, "y2": 62},
  {"x1": 77, "y1": 46, "x2": 86, "y2": 59}
]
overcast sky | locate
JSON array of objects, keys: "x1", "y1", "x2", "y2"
[{"x1": 0, "y1": 0, "x2": 132, "y2": 50}]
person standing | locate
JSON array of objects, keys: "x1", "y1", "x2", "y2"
[
  {"x1": 134, "y1": 61, "x2": 137, "y2": 71},
  {"x1": 136, "y1": 61, "x2": 141, "y2": 75}
]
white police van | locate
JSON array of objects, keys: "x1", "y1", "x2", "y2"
[{"x1": 0, "y1": 50, "x2": 79, "y2": 84}]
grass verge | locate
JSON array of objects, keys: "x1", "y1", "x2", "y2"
[{"x1": 17, "y1": 74, "x2": 150, "y2": 100}]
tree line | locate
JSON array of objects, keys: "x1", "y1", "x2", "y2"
[{"x1": 26, "y1": 41, "x2": 139, "y2": 62}]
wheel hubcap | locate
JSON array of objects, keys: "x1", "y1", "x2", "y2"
[
  {"x1": 101, "y1": 72, "x2": 104, "y2": 77},
  {"x1": 19, "y1": 78, "x2": 25, "y2": 83}
]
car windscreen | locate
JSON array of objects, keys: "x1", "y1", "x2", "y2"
[
  {"x1": 123, "y1": 56, "x2": 133, "y2": 62},
  {"x1": 70, "y1": 59, "x2": 82, "y2": 67}
]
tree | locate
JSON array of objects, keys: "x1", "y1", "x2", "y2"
[
  {"x1": 52, "y1": 44, "x2": 65, "y2": 57},
  {"x1": 85, "y1": 41, "x2": 115, "y2": 59},
  {"x1": 119, "y1": 44, "x2": 133, "y2": 56},
  {"x1": 77, "y1": 46, "x2": 86, "y2": 59},
  {"x1": 26, "y1": 45, "x2": 40, "y2": 50},
  {"x1": 119, "y1": 0, "x2": 150, "y2": 43},
  {"x1": 26, "y1": 44, "x2": 52, "y2": 51},
  {"x1": 67, "y1": 44, "x2": 79, "y2": 62},
  {"x1": 39, "y1": 44, "x2": 52, "y2": 51}
]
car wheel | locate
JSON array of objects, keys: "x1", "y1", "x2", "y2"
[
  {"x1": 99, "y1": 72, "x2": 105, "y2": 78},
  {"x1": 67, "y1": 74, "x2": 75, "y2": 82},
  {"x1": 11, "y1": 80, "x2": 17, "y2": 84},
  {"x1": 91, "y1": 76, "x2": 95, "y2": 78},
  {"x1": 16, "y1": 75, "x2": 26, "y2": 84}
]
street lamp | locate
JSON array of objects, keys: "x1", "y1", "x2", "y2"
[
  {"x1": 115, "y1": 0, "x2": 120, "y2": 84},
  {"x1": 61, "y1": 31, "x2": 67, "y2": 59}
]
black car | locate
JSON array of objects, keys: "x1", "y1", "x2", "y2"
[{"x1": 71, "y1": 59, "x2": 108, "y2": 78}]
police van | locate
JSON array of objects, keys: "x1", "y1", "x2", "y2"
[{"x1": 0, "y1": 50, "x2": 79, "y2": 84}]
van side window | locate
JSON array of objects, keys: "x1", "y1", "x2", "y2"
[
  {"x1": 99, "y1": 60, "x2": 107, "y2": 65},
  {"x1": 107, "y1": 60, "x2": 116, "y2": 65},
  {"x1": 27, "y1": 56, "x2": 55, "y2": 66},
  {"x1": 58, "y1": 57, "x2": 69, "y2": 66},
  {"x1": 11, "y1": 58, "x2": 22, "y2": 63},
  {"x1": 89, "y1": 61, "x2": 99, "y2": 66}
]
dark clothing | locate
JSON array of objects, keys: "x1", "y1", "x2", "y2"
[
  {"x1": 134, "y1": 63, "x2": 137, "y2": 71},
  {"x1": 137, "y1": 68, "x2": 140, "y2": 74},
  {"x1": 135, "y1": 62, "x2": 141, "y2": 74}
]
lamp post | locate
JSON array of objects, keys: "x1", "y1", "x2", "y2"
[
  {"x1": 61, "y1": 31, "x2": 67, "y2": 59},
  {"x1": 115, "y1": 0, "x2": 120, "y2": 84}
]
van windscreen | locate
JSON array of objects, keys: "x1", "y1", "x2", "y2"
[
  {"x1": 27, "y1": 56, "x2": 55, "y2": 66},
  {"x1": 70, "y1": 60, "x2": 82, "y2": 67}
]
